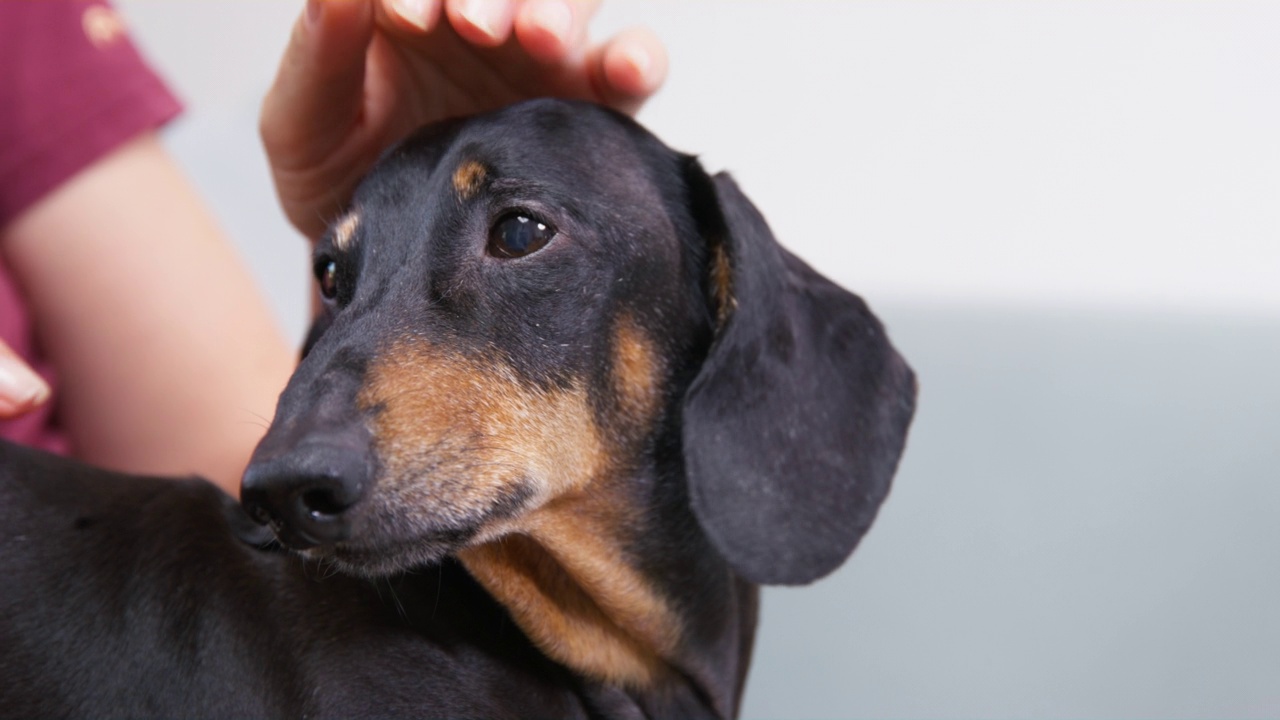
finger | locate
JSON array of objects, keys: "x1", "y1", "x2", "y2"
[
  {"x1": 586, "y1": 26, "x2": 668, "y2": 115},
  {"x1": 0, "y1": 341, "x2": 50, "y2": 419},
  {"x1": 260, "y1": 0, "x2": 375, "y2": 170},
  {"x1": 445, "y1": 0, "x2": 516, "y2": 48},
  {"x1": 378, "y1": 0, "x2": 444, "y2": 34},
  {"x1": 513, "y1": 0, "x2": 599, "y2": 64}
]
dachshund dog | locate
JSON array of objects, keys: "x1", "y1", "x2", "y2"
[{"x1": 0, "y1": 99, "x2": 916, "y2": 719}]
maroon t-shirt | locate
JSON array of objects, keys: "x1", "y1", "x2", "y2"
[{"x1": 0, "y1": 0, "x2": 181, "y2": 452}]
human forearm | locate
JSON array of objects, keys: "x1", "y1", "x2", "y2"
[{"x1": 1, "y1": 134, "x2": 295, "y2": 495}]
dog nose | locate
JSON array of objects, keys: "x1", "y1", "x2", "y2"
[{"x1": 241, "y1": 446, "x2": 368, "y2": 548}]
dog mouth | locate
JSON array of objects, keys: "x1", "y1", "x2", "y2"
[
  {"x1": 310, "y1": 542, "x2": 451, "y2": 578},
  {"x1": 280, "y1": 524, "x2": 482, "y2": 578},
  {"x1": 242, "y1": 457, "x2": 542, "y2": 577}
]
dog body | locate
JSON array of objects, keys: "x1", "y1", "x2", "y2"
[
  {"x1": 0, "y1": 443, "x2": 612, "y2": 717},
  {"x1": 0, "y1": 100, "x2": 915, "y2": 718}
]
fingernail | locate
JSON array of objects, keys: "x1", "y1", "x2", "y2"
[
  {"x1": 392, "y1": 0, "x2": 432, "y2": 31},
  {"x1": 0, "y1": 356, "x2": 51, "y2": 411},
  {"x1": 306, "y1": 0, "x2": 322, "y2": 26},
  {"x1": 620, "y1": 44, "x2": 651, "y2": 82},
  {"x1": 528, "y1": 0, "x2": 571, "y2": 42},
  {"x1": 458, "y1": 0, "x2": 500, "y2": 40}
]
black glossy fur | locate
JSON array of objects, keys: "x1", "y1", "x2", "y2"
[
  {"x1": 0, "y1": 100, "x2": 915, "y2": 718},
  {"x1": 0, "y1": 446, "x2": 596, "y2": 717}
]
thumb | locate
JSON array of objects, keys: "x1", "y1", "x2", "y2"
[
  {"x1": 0, "y1": 341, "x2": 50, "y2": 419},
  {"x1": 260, "y1": 0, "x2": 375, "y2": 173}
]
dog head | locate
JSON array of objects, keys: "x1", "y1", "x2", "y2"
[{"x1": 243, "y1": 99, "x2": 915, "y2": 703}]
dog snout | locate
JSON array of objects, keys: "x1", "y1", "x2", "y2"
[{"x1": 241, "y1": 442, "x2": 370, "y2": 548}]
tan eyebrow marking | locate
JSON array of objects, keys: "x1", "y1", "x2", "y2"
[
  {"x1": 332, "y1": 212, "x2": 360, "y2": 252},
  {"x1": 452, "y1": 160, "x2": 488, "y2": 199}
]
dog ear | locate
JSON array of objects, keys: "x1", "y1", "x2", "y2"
[{"x1": 681, "y1": 164, "x2": 917, "y2": 586}]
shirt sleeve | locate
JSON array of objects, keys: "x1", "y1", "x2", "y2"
[{"x1": 0, "y1": 0, "x2": 183, "y2": 229}]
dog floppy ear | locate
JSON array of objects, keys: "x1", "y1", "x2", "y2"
[{"x1": 681, "y1": 164, "x2": 917, "y2": 586}]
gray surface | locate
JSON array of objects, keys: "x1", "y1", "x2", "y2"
[{"x1": 742, "y1": 305, "x2": 1280, "y2": 718}]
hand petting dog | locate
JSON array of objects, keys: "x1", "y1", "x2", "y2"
[{"x1": 261, "y1": 0, "x2": 668, "y2": 241}]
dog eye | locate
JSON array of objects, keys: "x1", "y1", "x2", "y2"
[
  {"x1": 315, "y1": 257, "x2": 339, "y2": 301},
  {"x1": 488, "y1": 213, "x2": 555, "y2": 259}
]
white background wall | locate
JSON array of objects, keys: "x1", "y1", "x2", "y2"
[
  {"x1": 118, "y1": 2, "x2": 1280, "y2": 717},
  {"x1": 121, "y1": 0, "x2": 1280, "y2": 334}
]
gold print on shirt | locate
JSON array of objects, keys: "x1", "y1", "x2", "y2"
[{"x1": 82, "y1": 6, "x2": 127, "y2": 49}]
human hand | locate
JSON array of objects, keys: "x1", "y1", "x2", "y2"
[
  {"x1": 0, "y1": 339, "x2": 50, "y2": 419},
  {"x1": 261, "y1": 0, "x2": 668, "y2": 240}
]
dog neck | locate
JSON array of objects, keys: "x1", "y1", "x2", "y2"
[
  {"x1": 456, "y1": 308, "x2": 756, "y2": 716},
  {"x1": 458, "y1": 466, "x2": 755, "y2": 719}
]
